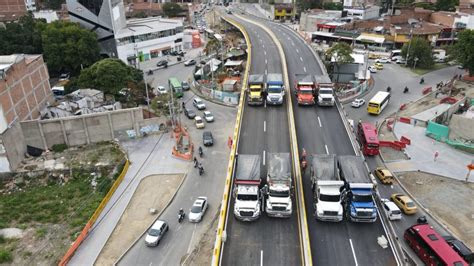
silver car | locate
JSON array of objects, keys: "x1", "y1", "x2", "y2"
[
  {"x1": 189, "y1": 197, "x2": 208, "y2": 223},
  {"x1": 145, "y1": 220, "x2": 168, "y2": 246}
]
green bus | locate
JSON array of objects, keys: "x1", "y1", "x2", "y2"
[{"x1": 168, "y1": 77, "x2": 183, "y2": 98}]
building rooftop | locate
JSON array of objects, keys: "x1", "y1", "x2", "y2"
[
  {"x1": 115, "y1": 17, "x2": 183, "y2": 39},
  {"x1": 393, "y1": 22, "x2": 446, "y2": 35}
]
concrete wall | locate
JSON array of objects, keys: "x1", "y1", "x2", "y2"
[
  {"x1": 21, "y1": 108, "x2": 145, "y2": 149},
  {"x1": 0, "y1": 121, "x2": 26, "y2": 172},
  {"x1": 448, "y1": 114, "x2": 474, "y2": 141}
]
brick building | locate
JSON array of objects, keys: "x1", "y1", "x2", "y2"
[
  {"x1": 0, "y1": 54, "x2": 54, "y2": 172},
  {"x1": 0, "y1": 0, "x2": 28, "y2": 22}
]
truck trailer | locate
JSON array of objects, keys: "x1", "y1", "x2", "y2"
[
  {"x1": 338, "y1": 155, "x2": 377, "y2": 223},
  {"x1": 314, "y1": 75, "x2": 335, "y2": 106},
  {"x1": 247, "y1": 74, "x2": 264, "y2": 106},
  {"x1": 233, "y1": 154, "x2": 262, "y2": 221},
  {"x1": 266, "y1": 73, "x2": 285, "y2": 105},
  {"x1": 294, "y1": 74, "x2": 315, "y2": 105},
  {"x1": 265, "y1": 153, "x2": 292, "y2": 217},
  {"x1": 311, "y1": 154, "x2": 344, "y2": 222}
]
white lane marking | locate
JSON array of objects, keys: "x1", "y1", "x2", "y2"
[
  {"x1": 265, "y1": 69, "x2": 268, "y2": 75},
  {"x1": 304, "y1": 66, "x2": 307, "y2": 73},
  {"x1": 187, "y1": 224, "x2": 197, "y2": 253},
  {"x1": 349, "y1": 239, "x2": 359, "y2": 266},
  {"x1": 292, "y1": 42, "x2": 295, "y2": 46},
  {"x1": 317, "y1": 116, "x2": 322, "y2": 127},
  {"x1": 300, "y1": 57, "x2": 303, "y2": 62},
  {"x1": 262, "y1": 44, "x2": 265, "y2": 49},
  {"x1": 265, "y1": 59, "x2": 268, "y2": 64},
  {"x1": 260, "y1": 250, "x2": 263, "y2": 266},
  {"x1": 264, "y1": 121, "x2": 266, "y2": 132},
  {"x1": 325, "y1": 145, "x2": 329, "y2": 155},
  {"x1": 287, "y1": 37, "x2": 290, "y2": 40},
  {"x1": 296, "y1": 49, "x2": 299, "y2": 53},
  {"x1": 264, "y1": 51, "x2": 266, "y2": 56},
  {"x1": 263, "y1": 150, "x2": 266, "y2": 165}
]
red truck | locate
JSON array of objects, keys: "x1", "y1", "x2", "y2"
[{"x1": 294, "y1": 74, "x2": 315, "y2": 105}]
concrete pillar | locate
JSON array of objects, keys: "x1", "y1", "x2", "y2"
[
  {"x1": 38, "y1": 122, "x2": 48, "y2": 150},
  {"x1": 107, "y1": 113, "x2": 115, "y2": 139},
  {"x1": 82, "y1": 117, "x2": 90, "y2": 144},
  {"x1": 60, "y1": 120, "x2": 69, "y2": 146},
  {"x1": 130, "y1": 110, "x2": 140, "y2": 138}
]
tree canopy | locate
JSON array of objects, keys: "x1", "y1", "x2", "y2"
[
  {"x1": 401, "y1": 37, "x2": 434, "y2": 69},
  {"x1": 42, "y1": 21, "x2": 100, "y2": 75},
  {"x1": 162, "y1": 3, "x2": 183, "y2": 17},
  {"x1": 325, "y1": 42, "x2": 354, "y2": 64},
  {"x1": 77, "y1": 59, "x2": 143, "y2": 96},
  {"x1": 454, "y1": 29, "x2": 474, "y2": 76},
  {"x1": 323, "y1": 2, "x2": 343, "y2": 10},
  {"x1": 0, "y1": 15, "x2": 45, "y2": 55},
  {"x1": 435, "y1": 0, "x2": 458, "y2": 11}
]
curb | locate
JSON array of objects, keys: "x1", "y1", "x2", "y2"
[{"x1": 113, "y1": 172, "x2": 188, "y2": 265}]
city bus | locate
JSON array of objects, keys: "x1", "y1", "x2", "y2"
[
  {"x1": 367, "y1": 91, "x2": 390, "y2": 115},
  {"x1": 390, "y1": 49, "x2": 402, "y2": 60},
  {"x1": 404, "y1": 222, "x2": 468, "y2": 266},
  {"x1": 357, "y1": 121, "x2": 379, "y2": 156},
  {"x1": 168, "y1": 77, "x2": 183, "y2": 98}
]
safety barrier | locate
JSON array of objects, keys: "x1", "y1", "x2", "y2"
[
  {"x1": 211, "y1": 14, "x2": 251, "y2": 266},
  {"x1": 59, "y1": 159, "x2": 130, "y2": 266}
]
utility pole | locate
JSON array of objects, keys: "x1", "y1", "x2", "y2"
[
  {"x1": 134, "y1": 44, "x2": 151, "y2": 118},
  {"x1": 405, "y1": 26, "x2": 413, "y2": 67}
]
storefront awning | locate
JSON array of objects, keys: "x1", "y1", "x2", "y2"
[{"x1": 356, "y1": 34, "x2": 385, "y2": 44}]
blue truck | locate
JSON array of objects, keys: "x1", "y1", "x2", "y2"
[
  {"x1": 266, "y1": 73, "x2": 285, "y2": 105},
  {"x1": 337, "y1": 155, "x2": 377, "y2": 223}
]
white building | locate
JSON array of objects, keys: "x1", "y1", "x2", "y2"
[
  {"x1": 454, "y1": 12, "x2": 474, "y2": 29},
  {"x1": 115, "y1": 17, "x2": 184, "y2": 66},
  {"x1": 33, "y1": 10, "x2": 59, "y2": 23},
  {"x1": 343, "y1": 6, "x2": 381, "y2": 20}
]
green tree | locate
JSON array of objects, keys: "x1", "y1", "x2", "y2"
[
  {"x1": 325, "y1": 42, "x2": 354, "y2": 64},
  {"x1": 162, "y1": 3, "x2": 183, "y2": 17},
  {"x1": 401, "y1": 37, "x2": 434, "y2": 69},
  {"x1": 205, "y1": 38, "x2": 220, "y2": 56},
  {"x1": 453, "y1": 29, "x2": 474, "y2": 76},
  {"x1": 41, "y1": 21, "x2": 100, "y2": 75},
  {"x1": 43, "y1": 0, "x2": 64, "y2": 10},
  {"x1": 435, "y1": 0, "x2": 458, "y2": 11},
  {"x1": 323, "y1": 2, "x2": 343, "y2": 10},
  {"x1": 0, "y1": 15, "x2": 45, "y2": 55},
  {"x1": 77, "y1": 59, "x2": 143, "y2": 96}
]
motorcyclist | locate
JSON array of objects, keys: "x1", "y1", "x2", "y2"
[
  {"x1": 198, "y1": 146, "x2": 203, "y2": 157},
  {"x1": 404, "y1": 86, "x2": 409, "y2": 93},
  {"x1": 193, "y1": 157, "x2": 198, "y2": 168},
  {"x1": 198, "y1": 163, "x2": 204, "y2": 175},
  {"x1": 420, "y1": 77, "x2": 424, "y2": 84},
  {"x1": 387, "y1": 86, "x2": 391, "y2": 92},
  {"x1": 178, "y1": 208, "x2": 184, "y2": 217}
]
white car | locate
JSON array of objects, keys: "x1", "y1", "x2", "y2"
[
  {"x1": 145, "y1": 220, "x2": 168, "y2": 246},
  {"x1": 368, "y1": 66, "x2": 377, "y2": 73},
  {"x1": 203, "y1": 111, "x2": 214, "y2": 122},
  {"x1": 189, "y1": 196, "x2": 208, "y2": 222},
  {"x1": 376, "y1": 57, "x2": 390, "y2": 63},
  {"x1": 195, "y1": 116, "x2": 205, "y2": 129},
  {"x1": 381, "y1": 199, "x2": 402, "y2": 221},
  {"x1": 193, "y1": 98, "x2": 206, "y2": 110},
  {"x1": 351, "y1": 98, "x2": 365, "y2": 108},
  {"x1": 156, "y1": 86, "x2": 167, "y2": 95},
  {"x1": 391, "y1": 55, "x2": 402, "y2": 62}
]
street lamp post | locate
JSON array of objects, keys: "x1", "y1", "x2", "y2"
[
  {"x1": 405, "y1": 27, "x2": 413, "y2": 67},
  {"x1": 134, "y1": 45, "x2": 151, "y2": 117}
]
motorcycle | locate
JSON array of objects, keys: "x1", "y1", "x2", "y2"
[
  {"x1": 178, "y1": 210, "x2": 185, "y2": 223},
  {"x1": 199, "y1": 165, "x2": 204, "y2": 176},
  {"x1": 420, "y1": 78, "x2": 424, "y2": 84},
  {"x1": 148, "y1": 70, "x2": 153, "y2": 75},
  {"x1": 386, "y1": 86, "x2": 391, "y2": 92},
  {"x1": 403, "y1": 87, "x2": 409, "y2": 93},
  {"x1": 198, "y1": 146, "x2": 203, "y2": 158}
]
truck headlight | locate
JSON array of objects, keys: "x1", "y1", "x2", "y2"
[
  {"x1": 350, "y1": 206, "x2": 356, "y2": 216},
  {"x1": 371, "y1": 210, "x2": 377, "y2": 217},
  {"x1": 287, "y1": 201, "x2": 292, "y2": 211},
  {"x1": 317, "y1": 208, "x2": 323, "y2": 215}
]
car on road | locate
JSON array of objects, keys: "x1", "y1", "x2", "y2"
[
  {"x1": 376, "y1": 57, "x2": 390, "y2": 63},
  {"x1": 374, "y1": 63, "x2": 384, "y2": 70},
  {"x1": 203, "y1": 111, "x2": 214, "y2": 122},
  {"x1": 145, "y1": 220, "x2": 168, "y2": 246},
  {"x1": 368, "y1": 53, "x2": 380, "y2": 59},
  {"x1": 351, "y1": 98, "x2": 365, "y2": 108},
  {"x1": 193, "y1": 98, "x2": 206, "y2": 110},
  {"x1": 59, "y1": 73, "x2": 70, "y2": 81},
  {"x1": 195, "y1": 116, "x2": 205, "y2": 129},
  {"x1": 203, "y1": 131, "x2": 214, "y2": 146},
  {"x1": 381, "y1": 199, "x2": 402, "y2": 221},
  {"x1": 184, "y1": 59, "x2": 196, "y2": 66},
  {"x1": 396, "y1": 58, "x2": 407, "y2": 64},
  {"x1": 189, "y1": 196, "x2": 208, "y2": 222},
  {"x1": 155, "y1": 86, "x2": 167, "y2": 95},
  {"x1": 368, "y1": 66, "x2": 377, "y2": 73},
  {"x1": 390, "y1": 193, "x2": 417, "y2": 215},
  {"x1": 170, "y1": 50, "x2": 185, "y2": 56},
  {"x1": 391, "y1": 55, "x2": 402, "y2": 62},
  {"x1": 156, "y1": 60, "x2": 168, "y2": 68},
  {"x1": 374, "y1": 167, "x2": 394, "y2": 184},
  {"x1": 182, "y1": 81, "x2": 190, "y2": 91},
  {"x1": 184, "y1": 108, "x2": 196, "y2": 119}
]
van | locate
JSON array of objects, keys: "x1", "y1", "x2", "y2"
[{"x1": 381, "y1": 199, "x2": 402, "y2": 221}]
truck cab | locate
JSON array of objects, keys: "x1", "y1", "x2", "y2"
[
  {"x1": 315, "y1": 181, "x2": 344, "y2": 222},
  {"x1": 344, "y1": 183, "x2": 377, "y2": 222},
  {"x1": 266, "y1": 73, "x2": 285, "y2": 105},
  {"x1": 315, "y1": 76, "x2": 335, "y2": 106},
  {"x1": 295, "y1": 74, "x2": 315, "y2": 105},
  {"x1": 247, "y1": 74, "x2": 264, "y2": 106},
  {"x1": 265, "y1": 153, "x2": 292, "y2": 217},
  {"x1": 234, "y1": 185, "x2": 261, "y2": 221}
]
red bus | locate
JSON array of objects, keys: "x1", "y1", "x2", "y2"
[
  {"x1": 357, "y1": 121, "x2": 379, "y2": 156},
  {"x1": 404, "y1": 223, "x2": 468, "y2": 266}
]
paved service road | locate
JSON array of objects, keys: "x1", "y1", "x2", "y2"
[
  {"x1": 220, "y1": 14, "x2": 301, "y2": 266},
  {"x1": 234, "y1": 9, "x2": 397, "y2": 265}
]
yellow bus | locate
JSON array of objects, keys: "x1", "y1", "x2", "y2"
[{"x1": 367, "y1": 91, "x2": 390, "y2": 115}]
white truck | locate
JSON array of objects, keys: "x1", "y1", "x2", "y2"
[
  {"x1": 265, "y1": 153, "x2": 292, "y2": 217},
  {"x1": 311, "y1": 154, "x2": 344, "y2": 222},
  {"x1": 314, "y1": 75, "x2": 335, "y2": 106},
  {"x1": 233, "y1": 154, "x2": 262, "y2": 221},
  {"x1": 266, "y1": 73, "x2": 285, "y2": 105}
]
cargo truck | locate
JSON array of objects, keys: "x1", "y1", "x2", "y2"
[
  {"x1": 338, "y1": 155, "x2": 377, "y2": 223},
  {"x1": 247, "y1": 74, "x2": 264, "y2": 106},
  {"x1": 266, "y1": 73, "x2": 285, "y2": 105},
  {"x1": 314, "y1": 75, "x2": 335, "y2": 106},
  {"x1": 265, "y1": 153, "x2": 292, "y2": 217},
  {"x1": 294, "y1": 74, "x2": 315, "y2": 105},
  {"x1": 311, "y1": 154, "x2": 344, "y2": 222},
  {"x1": 233, "y1": 154, "x2": 262, "y2": 221}
]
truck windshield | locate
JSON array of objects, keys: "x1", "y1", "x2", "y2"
[
  {"x1": 319, "y1": 194, "x2": 340, "y2": 202},
  {"x1": 319, "y1": 89, "x2": 333, "y2": 94},
  {"x1": 267, "y1": 86, "x2": 282, "y2": 93},
  {"x1": 269, "y1": 189, "x2": 289, "y2": 197},
  {"x1": 352, "y1": 194, "x2": 373, "y2": 202},
  {"x1": 299, "y1": 90, "x2": 313, "y2": 95},
  {"x1": 237, "y1": 194, "x2": 258, "y2": 201}
]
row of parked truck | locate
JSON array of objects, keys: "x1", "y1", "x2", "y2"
[
  {"x1": 246, "y1": 73, "x2": 335, "y2": 107},
  {"x1": 232, "y1": 153, "x2": 377, "y2": 223}
]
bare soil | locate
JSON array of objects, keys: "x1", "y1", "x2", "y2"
[
  {"x1": 398, "y1": 171, "x2": 474, "y2": 249},
  {"x1": 183, "y1": 210, "x2": 219, "y2": 266},
  {"x1": 95, "y1": 174, "x2": 184, "y2": 265}
]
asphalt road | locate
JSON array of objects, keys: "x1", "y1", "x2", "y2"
[
  {"x1": 233, "y1": 7, "x2": 397, "y2": 265},
  {"x1": 220, "y1": 14, "x2": 301, "y2": 266}
]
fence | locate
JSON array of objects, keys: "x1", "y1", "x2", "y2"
[
  {"x1": 336, "y1": 79, "x2": 370, "y2": 101},
  {"x1": 194, "y1": 82, "x2": 241, "y2": 105}
]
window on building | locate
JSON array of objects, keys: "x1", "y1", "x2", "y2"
[
  {"x1": 174, "y1": 38, "x2": 182, "y2": 43},
  {"x1": 78, "y1": 0, "x2": 103, "y2": 16}
]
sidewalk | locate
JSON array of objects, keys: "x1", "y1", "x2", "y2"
[{"x1": 386, "y1": 122, "x2": 473, "y2": 182}]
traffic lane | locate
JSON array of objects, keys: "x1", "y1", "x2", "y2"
[{"x1": 119, "y1": 98, "x2": 236, "y2": 266}]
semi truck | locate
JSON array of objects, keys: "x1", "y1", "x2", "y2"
[
  {"x1": 338, "y1": 155, "x2": 377, "y2": 223},
  {"x1": 314, "y1": 75, "x2": 335, "y2": 106},
  {"x1": 247, "y1": 74, "x2": 264, "y2": 106},
  {"x1": 266, "y1": 73, "x2": 285, "y2": 105},
  {"x1": 294, "y1": 74, "x2": 315, "y2": 105},
  {"x1": 265, "y1": 153, "x2": 292, "y2": 217},
  {"x1": 311, "y1": 154, "x2": 344, "y2": 222},
  {"x1": 233, "y1": 154, "x2": 262, "y2": 221}
]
